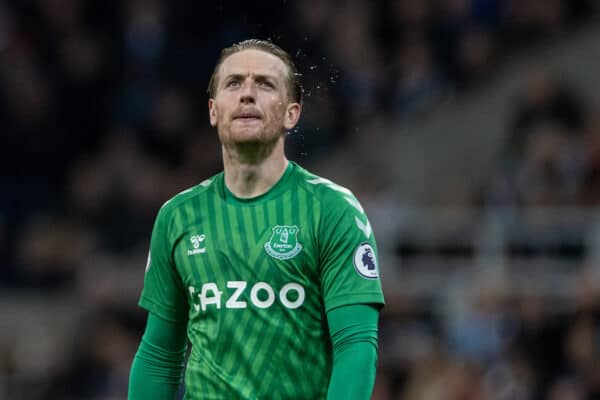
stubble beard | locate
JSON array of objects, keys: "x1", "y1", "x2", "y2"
[{"x1": 219, "y1": 125, "x2": 285, "y2": 164}]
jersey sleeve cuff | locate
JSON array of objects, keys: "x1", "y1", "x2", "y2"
[
  {"x1": 139, "y1": 296, "x2": 188, "y2": 323},
  {"x1": 324, "y1": 292, "x2": 385, "y2": 313}
]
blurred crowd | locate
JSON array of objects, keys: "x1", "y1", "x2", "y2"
[
  {"x1": 2, "y1": 0, "x2": 600, "y2": 399},
  {"x1": 375, "y1": 264, "x2": 600, "y2": 399}
]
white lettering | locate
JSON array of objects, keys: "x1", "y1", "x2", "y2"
[
  {"x1": 226, "y1": 281, "x2": 247, "y2": 308},
  {"x1": 187, "y1": 248, "x2": 206, "y2": 255},
  {"x1": 250, "y1": 282, "x2": 275, "y2": 308},
  {"x1": 189, "y1": 281, "x2": 305, "y2": 311},
  {"x1": 279, "y1": 283, "x2": 305, "y2": 309},
  {"x1": 199, "y1": 283, "x2": 222, "y2": 311}
]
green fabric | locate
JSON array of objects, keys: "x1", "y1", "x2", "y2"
[
  {"x1": 138, "y1": 161, "x2": 385, "y2": 399},
  {"x1": 327, "y1": 304, "x2": 379, "y2": 400},
  {"x1": 128, "y1": 313, "x2": 187, "y2": 400}
]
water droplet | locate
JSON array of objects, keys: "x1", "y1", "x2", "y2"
[{"x1": 310, "y1": 65, "x2": 317, "y2": 70}]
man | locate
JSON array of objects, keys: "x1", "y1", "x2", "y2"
[{"x1": 129, "y1": 39, "x2": 384, "y2": 400}]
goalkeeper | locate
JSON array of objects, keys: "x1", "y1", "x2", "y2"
[{"x1": 128, "y1": 38, "x2": 385, "y2": 399}]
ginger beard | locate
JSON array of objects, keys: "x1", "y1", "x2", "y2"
[{"x1": 208, "y1": 49, "x2": 300, "y2": 155}]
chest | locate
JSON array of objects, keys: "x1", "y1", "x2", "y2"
[{"x1": 173, "y1": 203, "x2": 319, "y2": 292}]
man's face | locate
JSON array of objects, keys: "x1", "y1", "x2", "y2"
[{"x1": 208, "y1": 49, "x2": 301, "y2": 146}]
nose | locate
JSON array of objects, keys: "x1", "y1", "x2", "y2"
[{"x1": 239, "y1": 80, "x2": 256, "y2": 105}]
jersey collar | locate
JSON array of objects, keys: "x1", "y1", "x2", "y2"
[{"x1": 221, "y1": 161, "x2": 295, "y2": 205}]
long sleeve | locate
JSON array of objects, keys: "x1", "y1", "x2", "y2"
[
  {"x1": 326, "y1": 304, "x2": 380, "y2": 400},
  {"x1": 128, "y1": 312, "x2": 188, "y2": 400}
]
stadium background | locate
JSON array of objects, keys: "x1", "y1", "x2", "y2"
[{"x1": 2, "y1": 0, "x2": 600, "y2": 398}]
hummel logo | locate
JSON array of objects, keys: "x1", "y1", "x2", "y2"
[{"x1": 188, "y1": 234, "x2": 206, "y2": 256}]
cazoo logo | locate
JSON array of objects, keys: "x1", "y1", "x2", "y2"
[{"x1": 188, "y1": 281, "x2": 305, "y2": 312}]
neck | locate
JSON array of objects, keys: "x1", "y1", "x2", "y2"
[{"x1": 222, "y1": 137, "x2": 288, "y2": 198}]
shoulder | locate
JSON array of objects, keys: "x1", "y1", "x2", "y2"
[
  {"x1": 157, "y1": 173, "x2": 222, "y2": 219},
  {"x1": 292, "y1": 163, "x2": 362, "y2": 213}
]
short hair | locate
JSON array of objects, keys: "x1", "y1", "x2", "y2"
[{"x1": 207, "y1": 39, "x2": 303, "y2": 104}]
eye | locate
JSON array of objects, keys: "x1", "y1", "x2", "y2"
[
  {"x1": 225, "y1": 79, "x2": 240, "y2": 88},
  {"x1": 258, "y1": 80, "x2": 275, "y2": 89}
]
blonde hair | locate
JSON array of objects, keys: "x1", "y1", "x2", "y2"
[{"x1": 207, "y1": 39, "x2": 303, "y2": 104}]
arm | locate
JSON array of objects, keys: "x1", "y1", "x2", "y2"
[
  {"x1": 129, "y1": 312, "x2": 188, "y2": 400},
  {"x1": 326, "y1": 303, "x2": 379, "y2": 400},
  {"x1": 130, "y1": 202, "x2": 190, "y2": 399}
]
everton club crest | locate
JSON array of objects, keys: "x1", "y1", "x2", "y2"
[{"x1": 264, "y1": 225, "x2": 303, "y2": 260}]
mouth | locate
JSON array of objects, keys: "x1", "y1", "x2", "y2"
[{"x1": 233, "y1": 112, "x2": 262, "y2": 121}]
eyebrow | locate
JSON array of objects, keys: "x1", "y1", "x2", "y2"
[{"x1": 222, "y1": 73, "x2": 279, "y2": 84}]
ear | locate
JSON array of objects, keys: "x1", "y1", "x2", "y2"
[
  {"x1": 283, "y1": 102, "x2": 301, "y2": 131},
  {"x1": 208, "y1": 98, "x2": 218, "y2": 127}
]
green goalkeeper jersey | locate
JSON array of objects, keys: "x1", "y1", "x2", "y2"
[{"x1": 139, "y1": 161, "x2": 385, "y2": 400}]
